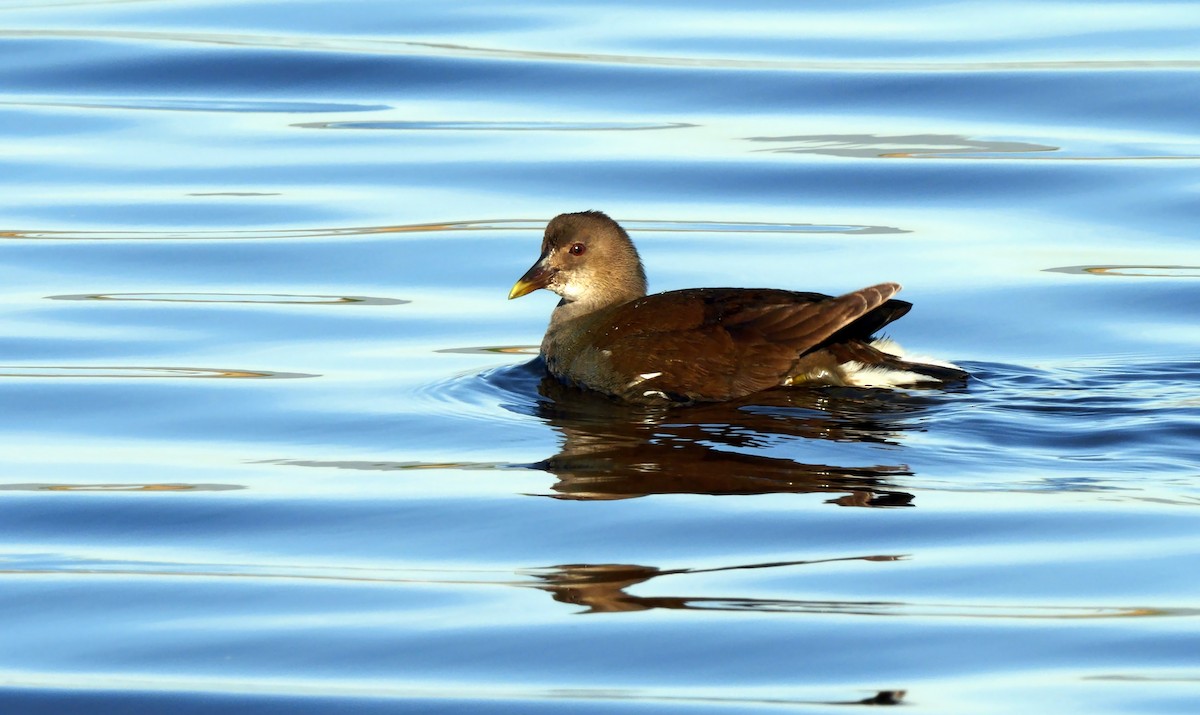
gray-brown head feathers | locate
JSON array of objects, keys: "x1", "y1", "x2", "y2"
[{"x1": 530, "y1": 210, "x2": 648, "y2": 308}]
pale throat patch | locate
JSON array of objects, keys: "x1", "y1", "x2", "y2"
[
  {"x1": 545, "y1": 248, "x2": 585, "y2": 302},
  {"x1": 553, "y1": 278, "x2": 586, "y2": 302}
]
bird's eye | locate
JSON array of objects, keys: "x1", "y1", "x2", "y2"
[{"x1": 569, "y1": 242, "x2": 586, "y2": 256}]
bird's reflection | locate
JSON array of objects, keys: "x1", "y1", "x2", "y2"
[
  {"x1": 523, "y1": 555, "x2": 904, "y2": 614},
  {"x1": 511, "y1": 372, "x2": 932, "y2": 506},
  {"x1": 263, "y1": 359, "x2": 940, "y2": 507},
  {"x1": 518, "y1": 556, "x2": 1152, "y2": 622}
]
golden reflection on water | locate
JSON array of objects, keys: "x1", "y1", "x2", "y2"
[
  {"x1": 46, "y1": 292, "x2": 409, "y2": 306},
  {"x1": 0, "y1": 96, "x2": 387, "y2": 113},
  {"x1": 749, "y1": 133, "x2": 1058, "y2": 159},
  {"x1": 0, "y1": 366, "x2": 317, "y2": 379},
  {"x1": 187, "y1": 192, "x2": 282, "y2": 197},
  {"x1": 0, "y1": 0, "x2": 177, "y2": 12},
  {"x1": 748, "y1": 133, "x2": 1200, "y2": 161},
  {"x1": 293, "y1": 120, "x2": 696, "y2": 132},
  {"x1": 2, "y1": 28, "x2": 1198, "y2": 73},
  {"x1": 0, "y1": 483, "x2": 243, "y2": 491},
  {"x1": 258, "y1": 458, "x2": 509, "y2": 472},
  {"x1": 1085, "y1": 674, "x2": 1200, "y2": 683},
  {"x1": 436, "y1": 345, "x2": 540, "y2": 356},
  {"x1": 0, "y1": 218, "x2": 906, "y2": 241},
  {"x1": 1044, "y1": 265, "x2": 1200, "y2": 278}
]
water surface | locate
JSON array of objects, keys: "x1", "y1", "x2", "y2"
[{"x1": 1, "y1": 1, "x2": 1199, "y2": 713}]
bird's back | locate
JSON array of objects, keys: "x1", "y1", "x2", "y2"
[{"x1": 543, "y1": 284, "x2": 916, "y2": 403}]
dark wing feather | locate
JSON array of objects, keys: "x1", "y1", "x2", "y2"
[
  {"x1": 591, "y1": 283, "x2": 901, "y2": 402},
  {"x1": 821, "y1": 299, "x2": 911, "y2": 347}
]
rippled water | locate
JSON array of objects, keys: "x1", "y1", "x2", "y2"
[{"x1": 2, "y1": 1, "x2": 1199, "y2": 713}]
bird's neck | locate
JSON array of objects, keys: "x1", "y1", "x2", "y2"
[
  {"x1": 549, "y1": 281, "x2": 644, "y2": 328},
  {"x1": 548, "y1": 297, "x2": 608, "y2": 333}
]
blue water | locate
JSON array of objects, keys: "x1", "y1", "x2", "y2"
[{"x1": 1, "y1": 1, "x2": 1199, "y2": 713}]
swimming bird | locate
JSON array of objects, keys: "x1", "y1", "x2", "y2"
[{"x1": 509, "y1": 211, "x2": 965, "y2": 404}]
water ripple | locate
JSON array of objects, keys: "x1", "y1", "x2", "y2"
[
  {"x1": 749, "y1": 133, "x2": 1200, "y2": 161},
  {"x1": 3, "y1": 28, "x2": 1198, "y2": 72},
  {"x1": 46, "y1": 292, "x2": 409, "y2": 305},
  {"x1": 436, "y1": 345, "x2": 539, "y2": 355},
  {"x1": 0, "y1": 96, "x2": 389, "y2": 113},
  {"x1": 0, "y1": 366, "x2": 317, "y2": 379},
  {"x1": 924, "y1": 359, "x2": 1200, "y2": 492},
  {"x1": 0, "y1": 483, "x2": 243, "y2": 492},
  {"x1": 0, "y1": 670, "x2": 907, "y2": 711},
  {"x1": 4, "y1": 553, "x2": 1187, "y2": 621},
  {"x1": 294, "y1": 120, "x2": 695, "y2": 132},
  {"x1": 750, "y1": 133, "x2": 1057, "y2": 159},
  {"x1": 1044, "y1": 265, "x2": 1200, "y2": 278},
  {"x1": 0, "y1": 219, "x2": 907, "y2": 241}
]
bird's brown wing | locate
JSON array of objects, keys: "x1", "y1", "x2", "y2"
[{"x1": 590, "y1": 283, "x2": 901, "y2": 402}]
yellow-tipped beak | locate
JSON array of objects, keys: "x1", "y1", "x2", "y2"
[
  {"x1": 508, "y1": 257, "x2": 552, "y2": 300},
  {"x1": 508, "y1": 278, "x2": 540, "y2": 300}
]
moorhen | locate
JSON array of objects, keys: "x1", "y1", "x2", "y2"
[{"x1": 509, "y1": 211, "x2": 965, "y2": 404}]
